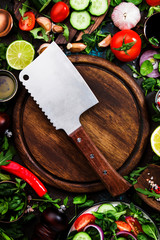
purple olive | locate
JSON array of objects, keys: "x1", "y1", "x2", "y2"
[
  {"x1": 0, "y1": 112, "x2": 10, "y2": 134},
  {"x1": 41, "y1": 207, "x2": 69, "y2": 232}
]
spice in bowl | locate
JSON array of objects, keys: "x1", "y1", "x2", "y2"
[
  {"x1": 0, "y1": 9, "x2": 13, "y2": 37},
  {"x1": 155, "y1": 90, "x2": 160, "y2": 111},
  {"x1": 0, "y1": 70, "x2": 18, "y2": 102}
]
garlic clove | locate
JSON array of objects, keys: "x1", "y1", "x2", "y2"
[
  {"x1": 37, "y1": 43, "x2": 50, "y2": 55},
  {"x1": 111, "y1": 2, "x2": 141, "y2": 30},
  {"x1": 67, "y1": 43, "x2": 87, "y2": 52},
  {"x1": 52, "y1": 23, "x2": 64, "y2": 33},
  {"x1": 36, "y1": 17, "x2": 52, "y2": 34},
  {"x1": 98, "y1": 34, "x2": 112, "y2": 47}
]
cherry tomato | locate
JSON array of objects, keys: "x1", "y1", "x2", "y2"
[
  {"x1": 19, "y1": 11, "x2": 35, "y2": 31},
  {"x1": 110, "y1": 30, "x2": 141, "y2": 62},
  {"x1": 125, "y1": 216, "x2": 143, "y2": 236},
  {"x1": 74, "y1": 213, "x2": 96, "y2": 232},
  {"x1": 0, "y1": 112, "x2": 10, "y2": 134},
  {"x1": 50, "y1": 2, "x2": 69, "y2": 23},
  {"x1": 145, "y1": 0, "x2": 160, "y2": 6},
  {"x1": 115, "y1": 221, "x2": 132, "y2": 232}
]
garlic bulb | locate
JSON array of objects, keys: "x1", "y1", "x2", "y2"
[{"x1": 111, "y1": 2, "x2": 141, "y2": 30}]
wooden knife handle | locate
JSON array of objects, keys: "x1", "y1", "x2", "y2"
[{"x1": 69, "y1": 126, "x2": 131, "y2": 197}]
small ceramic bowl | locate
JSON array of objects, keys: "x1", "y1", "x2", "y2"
[
  {"x1": 0, "y1": 70, "x2": 18, "y2": 102},
  {"x1": 144, "y1": 12, "x2": 160, "y2": 48}
]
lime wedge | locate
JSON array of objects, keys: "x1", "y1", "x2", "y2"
[
  {"x1": 151, "y1": 126, "x2": 160, "y2": 156},
  {"x1": 6, "y1": 40, "x2": 35, "y2": 70}
]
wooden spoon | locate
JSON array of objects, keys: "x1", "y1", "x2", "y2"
[{"x1": 134, "y1": 164, "x2": 160, "y2": 211}]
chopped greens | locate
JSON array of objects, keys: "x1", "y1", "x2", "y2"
[{"x1": 149, "y1": 37, "x2": 159, "y2": 47}]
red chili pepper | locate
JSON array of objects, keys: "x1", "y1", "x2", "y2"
[{"x1": 0, "y1": 161, "x2": 51, "y2": 199}]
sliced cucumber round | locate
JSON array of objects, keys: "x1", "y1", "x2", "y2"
[
  {"x1": 70, "y1": 0, "x2": 90, "y2": 10},
  {"x1": 89, "y1": 0, "x2": 108, "y2": 16},
  {"x1": 70, "y1": 11, "x2": 91, "y2": 30},
  {"x1": 97, "y1": 203, "x2": 116, "y2": 213},
  {"x1": 73, "y1": 232, "x2": 92, "y2": 240}
]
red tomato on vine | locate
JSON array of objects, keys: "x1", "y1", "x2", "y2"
[
  {"x1": 110, "y1": 30, "x2": 142, "y2": 62},
  {"x1": 145, "y1": 0, "x2": 160, "y2": 6}
]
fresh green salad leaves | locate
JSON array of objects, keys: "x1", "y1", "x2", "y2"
[
  {"x1": 124, "y1": 166, "x2": 147, "y2": 185},
  {"x1": 0, "y1": 179, "x2": 27, "y2": 222},
  {"x1": 140, "y1": 60, "x2": 153, "y2": 76}
]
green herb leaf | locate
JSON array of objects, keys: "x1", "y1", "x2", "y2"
[
  {"x1": 73, "y1": 195, "x2": 87, "y2": 205},
  {"x1": 142, "y1": 223, "x2": 158, "y2": 240},
  {"x1": 19, "y1": 0, "x2": 29, "y2": 17},
  {"x1": 136, "y1": 188, "x2": 160, "y2": 199},
  {"x1": 30, "y1": 27, "x2": 49, "y2": 42},
  {"x1": 126, "y1": 0, "x2": 142, "y2": 5},
  {"x1": 0, "y1": 172, "x2": 11, "y2": 181},
  {"x1": 140, "y1": 60, "x2": 153, "y2": 76},
  {"x1": 58, "y1": 23, "x2": 69, "y2": 41},
  {"x1": 137, "y1": 233, "x2": 149, "y2": 240},
  {"x1": 63, "y1": 196, "x2": 69, "y2": 207},
  {"x1": 149, "y1": 37, "x2": 159, "y2": 47},
  {"x1": 78, "y1": 200, "x2": 94, "y2": 208}
]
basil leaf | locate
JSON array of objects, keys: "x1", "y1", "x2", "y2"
[
  {"x1": 140, "y1": 60, "x2": 153, "y2": 76},
  {"x1": 73, "y1": 194, "x2": 87, "y2": 204},
  {"x1": 142, "y1": 223, "x2": 158, "y2": 240},
  {"x1": 78, "y1": 200, "x2": 94, "y2": 208}
]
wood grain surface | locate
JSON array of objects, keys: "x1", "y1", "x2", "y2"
[
  {"x1": 14, "y1": 0, "x2": 110, "y2": 44},
  {"x1": 134, "y1": 164, "x2": 160, "y2": 211},
  {"x1": 13, "y1": 55, "x2": 149, "y2": 193}
]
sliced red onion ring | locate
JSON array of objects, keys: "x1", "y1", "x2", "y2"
[
  {"x1": 111, "y1": 230, "x2": 137, "y2": 240},
  {"x1": 83, "y1": 224, "x2": 104, "y2": 240},
  {"x1": 139, "y1": 50, "x2": 160, "y2": 78}
]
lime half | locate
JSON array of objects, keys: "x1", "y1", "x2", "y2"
[
  {"x1": 6, "y1": 40, "x2": 35, "y2": 70},
  {"x1": 151, "y1": 126, "x2": 160, "y2": 156}
]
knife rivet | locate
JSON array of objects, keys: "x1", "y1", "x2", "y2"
[
  {"x1": 90, "y1": 154, "x2": 94, "y2": 159},
  {"x1": 77, "y1": 138, "x2": 81, "y2": 143},
  {"x1": 103, "y1": 170, "x2": 107, "y2": 175}
]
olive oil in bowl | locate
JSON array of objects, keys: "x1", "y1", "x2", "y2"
[{"x1": 0, "y1": 70, "x2": 18, "y2": 102}]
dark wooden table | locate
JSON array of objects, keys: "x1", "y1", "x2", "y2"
[{"x1": 0, "y1": 0, "x2": 159, "y2": 239}]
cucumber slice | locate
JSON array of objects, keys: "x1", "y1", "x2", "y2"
[
  {"x1": 89, "y1": 0, "x2": 108, "y2": 16},
  {"x1": 70, "y1": 11, "x2": 91, "y2": 30},
  {"x1": 97, "y1": 203, "x2": 116, "y2": 213},
  {"x1": 70, "y1": 0, "x2": 90, "y2": 10},
  {"x1": 73, "y1": 232, "x2": 92, "y2": 240}
]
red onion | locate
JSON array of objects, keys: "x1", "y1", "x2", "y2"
[
  {"x1": 139, "y1": 50, "x2": 160, "y2": 78},
  {"x1": 83, "y1": 224, "x2": 104, "y2": 240},
  {"x1": 111, "y1": 231, "x2": 137, "y2": 240}
]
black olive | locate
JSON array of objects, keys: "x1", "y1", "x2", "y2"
[
  {"x1": 0, "y1": 112, "x2": 10, "y2": 134},
  {"x1": 41, "y1": 207, "x2": 69, "y2": 232},
  {"x1": 32, "y1": 222, "x2": 57, "y2": 240}
]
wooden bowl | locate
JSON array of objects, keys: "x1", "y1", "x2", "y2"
[{"x1": 134, "y1": 164, "x2": 160, "y2": 211}]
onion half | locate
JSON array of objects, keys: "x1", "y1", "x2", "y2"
[
  {"x1": 83, "y1": 224, "x2": 104, "y2": 240},
  {"x1": 139, "y1": 50, "x2": 160, "y2": 78}
]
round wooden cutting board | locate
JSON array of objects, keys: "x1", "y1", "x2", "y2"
[{"x1": 13, "y1": 55, "x2": 149, "y2": 193}]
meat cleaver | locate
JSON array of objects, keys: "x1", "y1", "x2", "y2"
[{"x1": 19, "y1": 41, "x2": 131, "y2": 196}]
